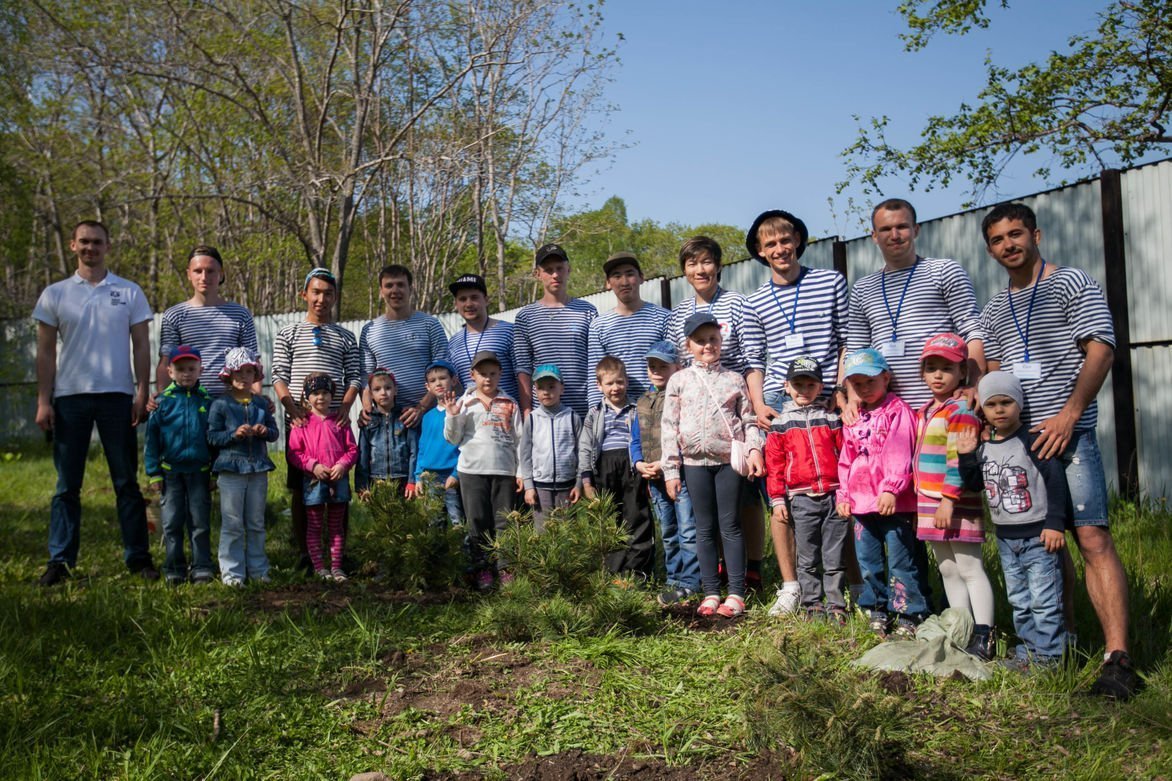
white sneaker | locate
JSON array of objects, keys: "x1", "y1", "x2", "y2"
[{"x1": 767, "y1": 586, "x2": 801, "y2": 617}]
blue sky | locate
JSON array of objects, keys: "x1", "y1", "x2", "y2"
[{"x1": 574, "y1": 1, "x2": 1119, "y2": 239}]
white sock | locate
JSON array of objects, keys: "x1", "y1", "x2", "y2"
[{"x1": 783, "y1": 580, "x2": 800, "y2": 593}]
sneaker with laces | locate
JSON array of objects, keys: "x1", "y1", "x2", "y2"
[
  {"x1": 223, "y1": 576, "x2": 245, "y2": 588},
  {"x1": 868, "y1": 610, "x2": 890, "y2": 637},
  {"x1": 331, "y1": 568, "x2": 348, "y2": 583},
  {"x1": 657, "y1": 586, "x2": 695, "y2": 607},
  {"x1": 38, "y1": 562, "x2": 70, "y2": 587},
  {"x1": 1089, "y1": 650, "x2": 1142, "y2": 701},
  {"x1": 767, "y1": 587, "x2": 801, "y2": 617},
  {"x1": 717, "y1": 594, "x2": 746, "y2": 618},
  {"x1": 316, "y1": 569, "x2": 333, "y2": 581},
  {"x1": 891, "y1": 616, "x2": 917, "y2": 639}
]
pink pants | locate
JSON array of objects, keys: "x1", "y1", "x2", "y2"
[{"x1": 306, "y1": 502, "x2": 346, "y2": 572}]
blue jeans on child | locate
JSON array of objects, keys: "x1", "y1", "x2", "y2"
[
  {"x1": 853, "y1": 512, "x2": 928, "y2": 618},
  {"x1": 218, "y1": 472, "x2": 270, "y2": 583},
  {"x1": 649, "y1": 478, "x2": 700, "y2": 591},
  {"x1": 160, "y1": 471, "x2": 214, "y2": 581},
  {"x1": 997, "y1": 535, "x2": 1066, "y2": 661}
]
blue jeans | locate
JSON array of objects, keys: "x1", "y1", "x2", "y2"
[
  {"x1": 218, "y1": 472, "x2": 270, "y2": 582},
  {"x1": 853, "y1": 513, "x2": 928, "y2": 617},
  {"x1": 1060, "y1": 429, "x2": 1109, "y2": 527},
  {"x1": 649, "y1": 479, "x2": 700, "y2": 591},
  {"x1": 426, "y1": 469, "x2": 465, "y2": 528},
  {"x1": 160, "y1": 471, "x2": 214, "y2": 580},
  {"x1": 49, "y1": 393, "x2": 152, "y2": 570},
  {"x1": 998, "y1": 535, "x2": 1066, "y2": 661}
]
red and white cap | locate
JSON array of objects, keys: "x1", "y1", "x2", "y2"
[{"x1": 920, "y1": 333, "x2": 967, "y2": 364}]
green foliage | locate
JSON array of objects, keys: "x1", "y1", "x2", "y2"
[
  {"x1": 351, "y1": 476, "x2": 468, "y2": 591},
  {"x1": 842, "y1": 0, "x2": 1172, "y2": 203},
  {"x1": 478, "y1": 495, "x2": 660, "y2": 640}
]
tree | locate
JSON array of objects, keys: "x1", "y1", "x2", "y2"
[{"x1": 840, "y1": 0, "x2": 1172, "y2": 202}]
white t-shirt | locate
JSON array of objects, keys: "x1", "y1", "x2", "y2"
[{"x1": 32, "y1": 271, "x2": 153, "y2": 398}]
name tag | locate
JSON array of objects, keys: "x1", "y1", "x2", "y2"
[
  {"x1": 880, "y1": 340, "x2": 905, "y2": 358},
  {"x1": 1013, "y1": 361, "x2": 1042, "y2": 380},
  {"x1": 785, "y1": 332, "x2": 805, "y2": 349}
]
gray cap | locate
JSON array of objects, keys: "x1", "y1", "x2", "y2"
[{"x1": 978, "y1": 370, "x2": 1024, "y2": 408}]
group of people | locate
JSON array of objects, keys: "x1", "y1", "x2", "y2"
[{"x1": 31, "y1": 197, "x2": 1139, "y2": 699}]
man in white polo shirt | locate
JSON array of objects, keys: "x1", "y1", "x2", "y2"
[{"x1": 33, "y1": 220, "x2": 159, "y2": 585}]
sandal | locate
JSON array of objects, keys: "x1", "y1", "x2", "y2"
[
  {"x1": 717, "y1": 594, "x2": 746, "y2": 618},
  {"x1": 696, "y1": 595, "x2": 722, "y2": 617}
]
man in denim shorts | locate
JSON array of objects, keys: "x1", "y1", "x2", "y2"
[{"x1": 979, "y1": 202, "x2": 1139, "y2": 700}]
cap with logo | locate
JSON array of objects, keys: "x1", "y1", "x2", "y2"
[
  {"x1": 534, "y1": 243, "x2": 569, "y2": 267},
  {"x1": 532, "y1": 364, "x2": 562, "y2": 383},
  {"x1": 169, "y1": 345, "x2": 202, "y2": 364},
  {"x1": 449, "y1": 273, "x2": 487, "y2": 297},
  {"x1": 842, "y1": 348, "x2": 890, "y2": 378},
  {"x1": 786, "y1": 356, "x2": 823, "y2": 382}
]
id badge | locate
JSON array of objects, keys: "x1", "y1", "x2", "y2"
[
  {"x1": 785, "y1": 332, "x2": 805, "y2": 349},
  {"x1": 1013, "y1": 361, "x2": 1042, "y2": 380},
  {"x1": 880, "y1": 340, "x2": 905, "y2": 358}
]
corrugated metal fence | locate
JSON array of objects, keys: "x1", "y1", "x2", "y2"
[{"x1": 3, "y1": 160, "x2": 1170, "y2": 496}]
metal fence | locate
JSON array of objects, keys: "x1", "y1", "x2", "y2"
[{"x1": 4, "y1": 159, "x2": 1170, "y2": 497}]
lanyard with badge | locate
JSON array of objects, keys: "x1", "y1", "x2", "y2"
[
  {"x1": 691, "y1": 287, "x2": 722, "y2": 314},
  {"x1": 463, "y1": 323, "x2": 488, "y2": 369},
  {"x1": 879, "y1": 260, "x2": 917, "y2": 358},
  {"x1": 1007, "y1": 259, "x2": 1046, "y2": 380},
  {"x1": 769, "y1": 266, "x2": 806, "y2": 350}
]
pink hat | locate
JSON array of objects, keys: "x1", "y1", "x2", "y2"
[{"x1": 921, "y1": 333, "x2": 967, "y2": 364}]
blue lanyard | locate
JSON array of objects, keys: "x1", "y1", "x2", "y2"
[
  {"x1": 463, "y1": 321, "x2": 489, "y2": 367},
  {"x1": 691, "y1": 287, "x2": 722, "y2": 314},
  {"x1": 1007, "y1": 259, "x2": 1046, "y2": 362},
  {"x1": 769, "y1": 267, "x2": 806, "y2": 333},
  {"x1": 880, "y1": 260, "x2": 918, "y2": 341}
]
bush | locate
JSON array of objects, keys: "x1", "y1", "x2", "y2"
[
  {"x1": 478, "y1": 494, "x2": 661, "y2": 640},
  {"x1": 351, "y1": 476, "x2": 467, "y2": 591}
]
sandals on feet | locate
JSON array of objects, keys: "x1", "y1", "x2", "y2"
[
  {"x1": 696, "y1": 595, "x2": 722, "y2": 617},
  {"x1": 717, "y1": 594, "x2": 746, "y2": 618}
]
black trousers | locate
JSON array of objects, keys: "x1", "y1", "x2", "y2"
[
  {"x1": 596, "y1": 449, "x2": 653, "y2": 579},
  {"x1": 459, "y1": 471, "x2": 516, "y2": 571}
]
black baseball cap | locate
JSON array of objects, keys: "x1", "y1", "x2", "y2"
[
  {"x1": 786, "y1": 356, "x2": 823, "y2": 382},
  {"x1": 535, "y1": 243, "x2": 569, "y2": 266},
  {"x1": 683, "y1": 311, "x2": 720, "y2": 337},
  {"x1": 449, "y1": 273, "x2": 487, "y2": 297}
]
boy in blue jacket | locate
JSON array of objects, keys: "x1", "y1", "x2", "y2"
[
  {"x1": 356, "y1": 368, "x2": 419, "y2": 497},
  {"x1": 145, "y1": 345, "x2": 214, "y2": 585}
]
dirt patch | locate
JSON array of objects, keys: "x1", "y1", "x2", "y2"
[
  {"x1": 423, "y1": 748, "x2": 794, "y2": 779},
  {"x1": 659, "y1": 603, "x2": 746, "y2": 633},
  {"x1": 246, "y1": 582, "x2": 470, "y2": 614}
]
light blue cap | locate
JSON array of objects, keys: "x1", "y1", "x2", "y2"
[{"x1": 843, "y1": 348, "x2": 890, "y2": 378}]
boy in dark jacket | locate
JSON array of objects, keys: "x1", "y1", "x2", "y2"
[
  {"x1": 145, "y1": 345, "x2": 214, "y2": 585},
  {"x1": 764, "y1": 357, "x2": 845, "y2": 619},
  {"x1": 631, "y1": 341, "x2": 700, "y2": 606}
]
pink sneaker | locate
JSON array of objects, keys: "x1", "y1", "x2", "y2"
[{"x1": 475, "y1": 569, "x2": 495, "y2": 593}]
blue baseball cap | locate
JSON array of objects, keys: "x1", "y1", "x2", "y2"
[
  {"x1": 843, "y1": 348, "x2": 889, "y2": 378},
  {"x1": 532, "y1": 364, "x2": 562, "y2": 383},
  {"x1": 683, "y1": 311, "x2": 720, "y2": 337},
  {"x1": 169, "y1": 345, "x2": 202, "y2": 364},
  {"x1": 425, "y1": 359, "x2": 457, "y2": 377},
  {"x1": 645, "y1": 340, "x2": 678, "y2": 364}
]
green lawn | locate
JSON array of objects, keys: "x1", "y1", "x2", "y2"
[{"x1": 0, "y1": 443, "x2": 1168, "y2": 780}]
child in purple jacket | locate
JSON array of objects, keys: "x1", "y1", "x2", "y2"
[{"x1": 836, "y1": 349, "x2": 926, "y2": 638}]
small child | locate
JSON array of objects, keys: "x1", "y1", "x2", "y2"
[
  {"x1": 356, "y1": 368, "x2": 419, "y2": 498},
  {"x1": 287, "y1": 373, "x2": 358, "y2": 582},
  {"x1": 579, "y1": 356, "x2": 654, "y2": 582},
  {"x1": 764, "y1": 357, "x2": 846, "y2": 621},
  {"x1": 630, "y1": 341, "x2": 701, "y2": 607},
  {"x1": 662, "y1": 312, "x2": 765, "y2": 618},
  {"x1": 836, "y1": 348, "x2": 927, "y2": 638},
  {"x1": 518, "y1": 364, "x2": 582, "y2": 530},
  {"x1": 410, "y1": 360, "x2": 464, "y2": 527},
  {"x1": 145, "y1": 345, "x2": 214, "y2": 586},
  {"x1": 443, "y1": 350, "x2": 523, "y2": 591},
  {"x1": 959, "y1": 371, "x2": 1068, "y2": 669},
  {"x1": 913, "y1": 334, "x2": 996, "y2": 659},
  {"x1": 207, "y1": 347, "x2": 280, "y2": 586}
]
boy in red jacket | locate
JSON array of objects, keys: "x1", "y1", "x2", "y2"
[{"x1": 765, "y1": 357, "x2": 845, "y2": 620}]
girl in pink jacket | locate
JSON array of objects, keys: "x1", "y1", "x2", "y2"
[
  {"x1": 836, "y1": 349, "x2": 926, "y2": 638},
  {"x1": 288, "y1": 373, "x2": 359, "y2": 582}
]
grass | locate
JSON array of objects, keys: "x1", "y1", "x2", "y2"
[{"x1": 0, "y1": 442, "x2": 1169, "y2": 779}]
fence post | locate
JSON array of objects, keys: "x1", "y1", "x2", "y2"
[
  {"x1": 659, "y1": 277, "x2": 672, "y2": 310},
  {"x1": 832, "y1": 239, "x2": 848, "y2": 283},
  {"x1": 1099, "y1": 168, "x2": 1139, "y2": 498}
]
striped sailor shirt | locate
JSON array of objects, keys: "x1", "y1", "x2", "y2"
[
  {"x1": 513, "y1": 298, "x2": 598, "y2": 418},
  {"x1": 587, "y1": 302, "x2": 670, "y2": 405}
]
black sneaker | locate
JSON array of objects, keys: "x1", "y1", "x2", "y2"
[
  {"x1": 965, "y1": 627, "x2": 995, "y2": 661},
  {"x1": 1089, "y1": 651, "x2": 1142, "y2": 701},
  {"x1": 38, "y1": 562, "x2": 71, "y2": 587},
  {"x1": 134, "y1": 564, "x2": 161, "y2": 582},
  {"x1": 657, "y1": 586, "x2": 695, "y2": 608}
]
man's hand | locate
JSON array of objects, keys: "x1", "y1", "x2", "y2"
[
  {"x1": 35, "y1": 401, "x2": 54, "y2": 433},
  {"x1": 876, "y1": 491, "x2": 896, "y2": 516},
  {"x1": 665, "y1": 479, "x2": 680, "y2": 501},
  {"x1": 953, "y1": 385, "x2": 978, "y2": 408},
  {"x1": 934, "y1": 497, "x2": 954, "y2": 530},
  {"x1": 357, "y1": 406, "x2": 372, "y2": 427},
  {"x1": 1030, "y1": 408, "x2": 1078, "y2": 460},
  {"x1": 756, "y1": 404, "x2": 779, "y2": 431},
  {"x1": 146, "y1": 395, "x2": 160, "y2": 413},
  {"x1": 840, "y1": 397, "x2": 861, "y2": 426},
  {"x1": 333, "y1": 400, "x2": 353, "y2": 428},
  {"x1": 400, "y1": 405, "x2": 424, "y2": 428},
  {"x1": 283, "y1": 398, "x2": 308, "y2": 427},
  {"x1": 131, "y1": 390, "x2": 149, "y2": 427},
  {"x1": 1040, "y1": 528, "x2": 1066, "y2": 553}
]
